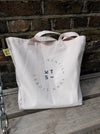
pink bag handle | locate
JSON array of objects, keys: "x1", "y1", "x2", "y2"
[
  {"x1": 33, "y1": 30, "x2": 79, "y2": 42},
  {"x1": 59, "y1": 32, "x2": 79, "y2": 41},
  {"x1": 34, "y1": 30, "x2": 60, "y2": 38},
  {"x1": 34, "y1": 30, "x2": 60, "y2": 42}
]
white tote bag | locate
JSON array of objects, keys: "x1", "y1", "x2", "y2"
[{"x1": 6, "y1": 30, "x2": 86, "y2": 110}]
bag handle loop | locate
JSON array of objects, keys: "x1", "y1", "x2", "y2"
[
  {"x1": 59, "y1": 32, "x2": 79, "y2": 41},
  {"x1": 34, "y1": 30, "x2": 60, "y2": 42},
  {"x1": 34, "y1": 30, "x2": 60, "y2": 38},
  {"x1": 33, "y1": 30, "x2": 79, "y2": 42}
]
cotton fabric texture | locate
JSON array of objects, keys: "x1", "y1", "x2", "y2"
[{"x1": 6, "y1": 30, "x2": 86, "y2": 110}]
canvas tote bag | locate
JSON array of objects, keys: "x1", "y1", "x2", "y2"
[{"x1": 6, "y1": 30, "x2": 86, "y2": 110}]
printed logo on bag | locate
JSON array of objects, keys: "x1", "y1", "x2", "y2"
[
  {"x1": 33, "y1": 58, "x2": 65, "y2": 92},
  {"x1": 44, "y1": 69, "x2": 54, "y2": 80}
]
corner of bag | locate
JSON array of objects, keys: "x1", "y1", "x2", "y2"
[
  {"x1": 5, "y1": 37, "x2": 14, "y2": 43},
  {"x1": 80, "y1": 35, "x2": 86, "y2": 41}
]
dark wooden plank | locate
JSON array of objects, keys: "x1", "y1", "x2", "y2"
[
  {"x1": 84, "y1": 128, "x2": 100, "y2": 134},
  {"x1": 80, "y1": 72, "x2": 100, "y2": 80}
]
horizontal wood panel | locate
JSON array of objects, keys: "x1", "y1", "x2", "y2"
[
  {"x1": 3, "y1": 77, "x2": 100, "y2": 116},
  {"x1": 7, "y1": 97, "x2": 100, "y2": 134},
  {"x1": 82, "y1": 52, "x2": 100, "y2": 63}
]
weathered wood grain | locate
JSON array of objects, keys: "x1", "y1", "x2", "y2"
[
  {"x1": 3, "y1": 77, "x2": 100, "y2": 116},
  {"x1": 6, "y1": 97, "x2": 100, "y2": 134},
  {"x1": 0, "y1": 75, "x2": 99, "y2": 134},
  {"x1": 80, "y1": 72, "x2": 100, "y2": 80},
  {"x1": 81, "y1": 77, "x2": 100, "y2": 96}
]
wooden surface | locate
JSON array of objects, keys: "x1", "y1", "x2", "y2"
[
  {"x1": 7, "y1": 97, "x2": 100, "y2": 134},
  {"x1": 3, "y1": 77, "x2": 100, "y2": 116},
  {"x1": 0, "y1": 75, "x2": 100, "y2": 134}
]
